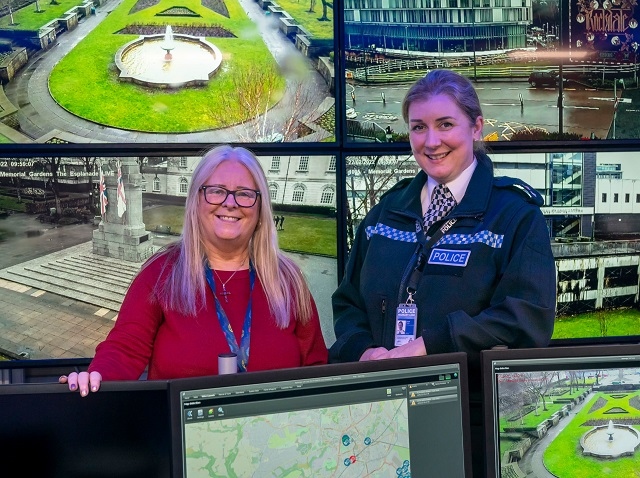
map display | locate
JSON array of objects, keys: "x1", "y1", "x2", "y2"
[{"x1": 184, "y1": 398, "x2": 411, "y2": 477}]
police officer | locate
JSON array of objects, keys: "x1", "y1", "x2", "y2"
[{"x1": 330, "y1": 69, "x2": 556, "y2": 368}]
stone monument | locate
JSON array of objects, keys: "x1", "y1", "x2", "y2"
[{"x1": 92, "y1": 157, "x2": 154, "y2": 262}]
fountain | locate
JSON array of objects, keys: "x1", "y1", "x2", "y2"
[
  {"x1": 580, "y1": 420, "x2": 640, "y2": 458},
  {"x1": 160, "y1": 25, "x2": 175, "y2": 61},
  {"x1": 607, "y1": 420, "x2": 615, "y2": 441},
  {"x1": 115, "y1": 25, "x2": 222, "y2": 88}
]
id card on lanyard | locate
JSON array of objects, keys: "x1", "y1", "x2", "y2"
[
  {"x1": 395, "y1": 303, "x2": 417, "y2": 346},
  {"x1": 394, "y1": 217, "x2": 457, "y2": 348}
]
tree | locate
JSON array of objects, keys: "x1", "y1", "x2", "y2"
[
  {"x1": 522, "y1": 371, "x2": 556, "y2": 414},
  {"x1": 532, "y1": 0, "x2": 559, "y2": 27},
  {"x1": 33, "y1": 156, "x2": 65, "y2": 214},
  {"x1": 318, "y1": 0, "x2": 332, "y2": 21},
  {"x1": 208, "y1": 66, "x2": 318, "y2": 143},
  {"x1": 3, "y1": 0, "x2": 16, "y2": 25},
  {"x1": 497, "y1": 373, "x2": 533, "y2": 425},
  {"x1": 345, "y1": 154, "x2": 415, "y2": 250},
  {"x1": 79, "y1": 156, "x2": 98, "y2": 213},
  {"x1": 308, "y1": 0, "x2": 316, "y2": 13},
  {"x1": 597, "y1": 310, "x2": 608, "y2": 337},
  {"x1": 136, "y1": 156, "x2": 147, "y2": 174}
]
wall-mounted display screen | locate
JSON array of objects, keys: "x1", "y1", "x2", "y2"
[
  {"x1": 482, "y1": 344, "x2": 640, "y2": 478},
  {"x1": 343, "y1": 0, "x2": 640, "y2": 143},
  {"x1": 0, "y1": 152, "x2": 337, "y2": 359},
  {"x1": 0, "y1": 0, "x2": 334, "y2": 144},
  {"x1": 344, "y1": 148, "x2": 640, "y2": 346}
]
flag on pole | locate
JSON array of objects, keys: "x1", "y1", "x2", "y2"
[
  {"x1": 99, "y1": 168, "x2": 108, "y2": 217},
  {"x1": 116, "y1": 161, "x2": 127, "y2": 218}
]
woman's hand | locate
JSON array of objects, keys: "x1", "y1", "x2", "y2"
[
  {"x1": 360, "y1": 347, "x2": 389, "y2": 361},
  {"x1": 373, "y1": 337, "x2": 427, "y2": 360},
  {"x1": 59, "y1": 371, "x2": 103, "y2": 397}
]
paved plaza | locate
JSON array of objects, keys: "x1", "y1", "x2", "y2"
[
  {"x1": 0, "y1": 214, "x2": 338, "y2": 360},
  {"x1": 0, "y1": 245, "x2": 337, "y2": 360}
]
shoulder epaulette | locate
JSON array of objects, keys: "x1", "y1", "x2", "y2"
[
  {"x1": 494, "y1": 176, "x2": 543, "y2": 206},
  {"x1": 380, "y1": 177, "x2": 413, "y2": 199}
]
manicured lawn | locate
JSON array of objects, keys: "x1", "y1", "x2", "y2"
[
  {"x1": 543, "y1": 392, "x2": 640, "y2": 476},
  {"x1": 553, "y1": 309, "x2": 640, "y2": 340},
  {"x1": 275, "y1": 0, "x2": 333, "y2": 39},
  {"x1": 46, "y1": 0, "x2": 286, "y2": 132},
  {"x1": 143, "y1": 205, "x2": 336, "y2": 257},
  {"x1": 274, "y1": 214, "x2": 336, "y2": 257},
  {"x1": 0, "y1": 0, "x2": 84, "y2": 29}
]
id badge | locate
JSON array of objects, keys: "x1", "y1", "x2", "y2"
[{"x1": 395, "y1": 303, "x2": 418, "y2": 346}]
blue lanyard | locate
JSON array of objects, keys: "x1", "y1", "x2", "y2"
[{"x1": 204, "y1": 262, "x2": 255, "y2": 373}]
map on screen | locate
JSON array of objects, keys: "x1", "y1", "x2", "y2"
[
  {"x1": 172, "y1": 357, "x2": 471, "y2": 478},
  {"x1": 184, "y1": 399, "x2": 410, "y2": 477}
]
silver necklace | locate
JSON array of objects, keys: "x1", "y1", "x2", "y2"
[{"x1": 212, "y1": 258, "x2": 247, "y2": 303}]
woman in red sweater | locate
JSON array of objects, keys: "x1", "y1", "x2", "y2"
[{"x1": 61, "y1": 145, "x2": 328, "y2": 396}]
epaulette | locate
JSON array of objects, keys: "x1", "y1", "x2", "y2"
[
  {"x1": 380, "y1": 177, "x2": 413, "y2": 199},
  {"x1": 494, "y1": 176, "x2": 543, "y2": 206}
]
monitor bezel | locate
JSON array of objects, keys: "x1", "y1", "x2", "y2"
[
  {"x1": 169, "y1": 354, "x2": 473, "y2": 478},
  {"x1": 0, "y1": 379, "x2": 172, "y2": 477},
  {"x1": 481, "y1": 343, "x2": 640, "y2": 478}
]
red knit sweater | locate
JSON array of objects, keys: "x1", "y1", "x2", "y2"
[{"x1": 89, "y1": 254, "x2": 328, "y2": 380}]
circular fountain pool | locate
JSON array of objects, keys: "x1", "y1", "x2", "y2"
[
  {"x1": 115, "y1": 33, "x2": 222, "y2": 88},
  {"x1": 580, "y1": 422, "x2": 640, "y2": 459}
]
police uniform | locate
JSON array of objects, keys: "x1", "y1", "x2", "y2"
[{"x1": 330, "y1": 154, "x2": 556, "y2": 368}]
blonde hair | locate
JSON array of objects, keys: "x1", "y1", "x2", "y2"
[
  {"x1": 402, "y1": 69, "x2": 486, "y2": 154},
  {"x1": 151, "y1": 145, "x2": 313, "y2": 327}
]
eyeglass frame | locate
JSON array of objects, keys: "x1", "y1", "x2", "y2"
[{"x1": 199, "y1": 185, "x2": 261, "y2": 208}]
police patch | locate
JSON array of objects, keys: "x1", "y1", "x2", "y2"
[{"x1": 428, "y1": 248, "x2": 470, "y2": 267}]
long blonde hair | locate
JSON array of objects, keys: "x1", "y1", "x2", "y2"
[{"x1": 153, "y1": 145, "x2": 313, "y2": 327}]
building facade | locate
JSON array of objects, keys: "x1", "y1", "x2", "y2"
[
  {"x1": 141, "y1": 155, "x2": 338, "y2": 210},
  {"x1": 344, "y1": 0, "x2": 532, "y2": 55}
]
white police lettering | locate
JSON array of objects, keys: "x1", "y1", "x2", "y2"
[
  {"x1": 428, "y1": 248, "x2": 471, "y2": 267},
  {"x1": 440, "y1": 218, "x2": 456, "y2": 233}
]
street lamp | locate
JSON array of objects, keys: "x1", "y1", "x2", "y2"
[
  {"x1": 404, "y1": 25, "x2": 409, "y2": 56},
  {"x1": 472, "y1": 5, "x2": 477, "y2": 81},
  {"x1": 281, "y1": 156, "x2": 292, "y2": 204}
]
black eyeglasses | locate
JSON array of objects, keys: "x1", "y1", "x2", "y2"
[{"x1": 200, "y1": 186, "x2": 261, "y2": 208}]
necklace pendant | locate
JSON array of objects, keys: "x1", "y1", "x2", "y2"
[{"x1": 220, "y1": 285, "x2": 231, "y2": 303}]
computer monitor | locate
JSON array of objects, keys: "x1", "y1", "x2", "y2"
[
  {"x1": 170, "y1": 355, "x2": 472, "y2": 478},
  {"x1": 0, "y1": 380, "x2": 172, "y2": 478},
  {"x1": 481, "y1": 344, "x2": 640, "y2": 478}
]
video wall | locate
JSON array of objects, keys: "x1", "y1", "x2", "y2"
[
  {"x1": 0, "y1": 0, "x2": 639, "y2": 145},
  {"x1": 0, "y1": 152, "x2": 338, "y2": 360},
  {"x1": 1, "y1": 0, "x2": 640, "y2": 363}
]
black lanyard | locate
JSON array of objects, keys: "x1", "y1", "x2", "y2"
[{"x1": 405, "y1": 218, "x2": 457, "y2": 299}]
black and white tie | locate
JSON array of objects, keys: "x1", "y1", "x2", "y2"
[{"x1": 423, "y1": 184, "x2": 457, "y2": 232}]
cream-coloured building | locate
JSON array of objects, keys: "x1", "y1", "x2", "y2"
[{"x1": 141, "y1": 155, "x2": 337, "y2": 209}]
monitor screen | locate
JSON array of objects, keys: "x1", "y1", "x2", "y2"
[
  {"x1": 482, "y1": 344, "x2": 640, "y2": 478},
  {"x1": 0, "y1": 380, "x2": 172, "y2": 478},
  {"x1": 170, "y1": 355, "x2": 472, "y2": 478}
]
